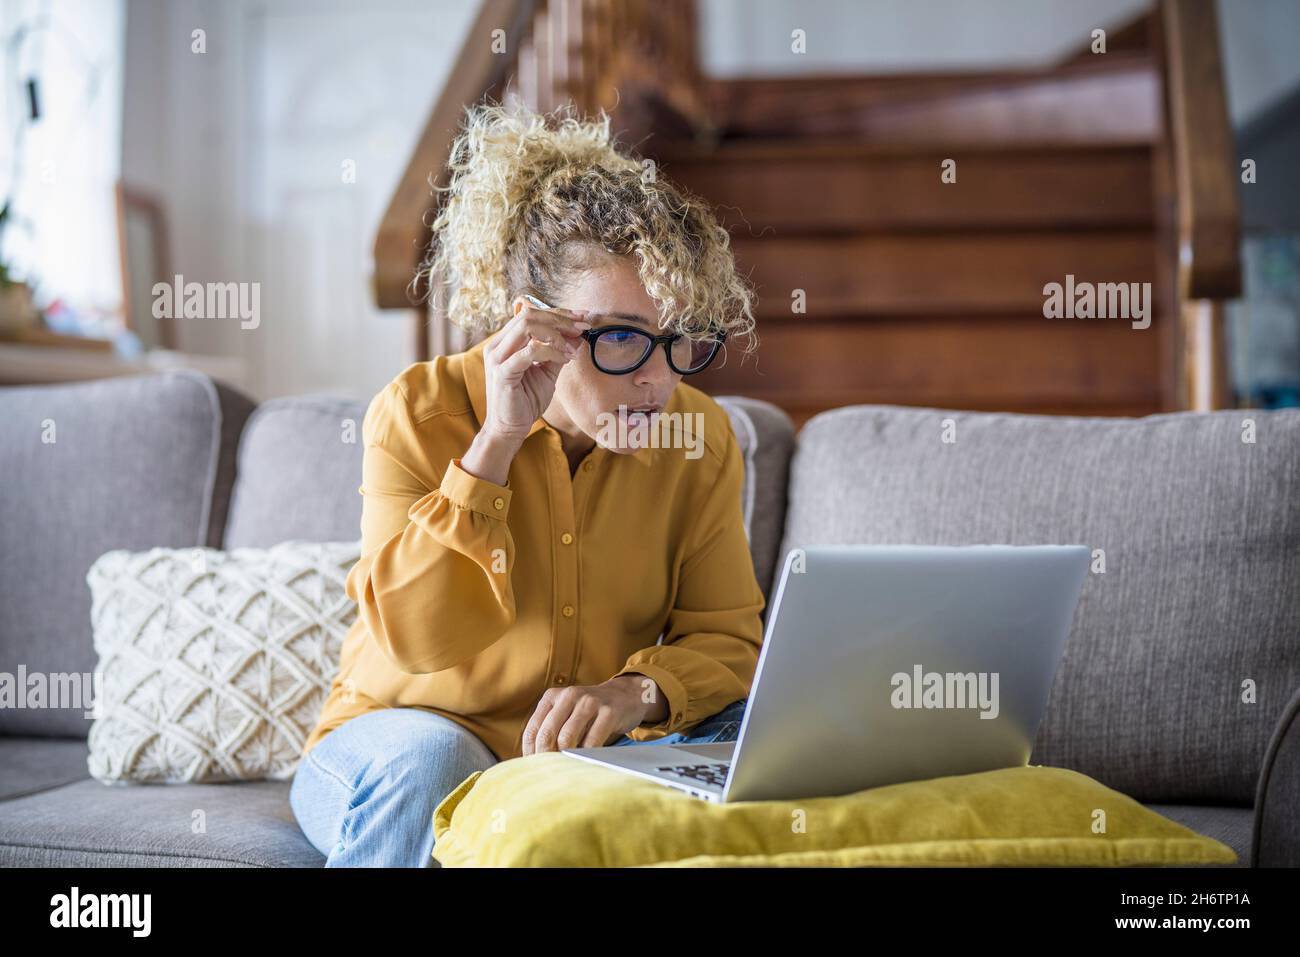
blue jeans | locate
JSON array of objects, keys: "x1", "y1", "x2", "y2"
[
  {"x1": 289, "y1": 699, "x2": 748, "y2": 867},
  {"x1": 290, "y1": 709, "x2": 497, "y2": 868}
]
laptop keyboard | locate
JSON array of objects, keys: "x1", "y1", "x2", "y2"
[{"x1": 655, "y1": 762, "x2": 730, "y2": 788}]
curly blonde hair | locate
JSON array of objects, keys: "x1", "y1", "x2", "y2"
[{"x1": 418, "y1": 99, "x2": 757, "y2": 357}]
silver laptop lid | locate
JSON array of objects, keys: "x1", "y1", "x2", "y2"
[{"x1": 723, "y1": 544, "x2": 1090, "y2": 803}]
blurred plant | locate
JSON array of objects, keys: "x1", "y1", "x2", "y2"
[
  {"x1": 0, "y1": 200, "x2": 13, "y2": 288},
  {"x1": 2, "y1": 13, "x2": 41, "y2": 295}
]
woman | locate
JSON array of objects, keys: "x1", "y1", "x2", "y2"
[{"x1": 289, "y1": 101, "x2": 763, "y2": 867}]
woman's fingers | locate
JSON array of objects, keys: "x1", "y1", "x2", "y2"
[
  {"x1": 519, "y1": 313, "x2": 590, "y2": 353},
  {"x1": 558, "y1": 699, "x2": 604, "y2": 750},
  {"x1": 479, "y1": 301, "x2": 592, "y2": 445},
  {"x1": 490, "y1": 303, "x2": 590, "y2": 366},
  {"x1": 496, "y1": 337, "x2": 575, "y2": 380},
  {"x1": 520, "y1": 696, "x2": 556, "y2": 756},
  {"x1": 485, "y1": 311, "x2": 529, "y2": 366},
  {"x1": 531, "y1": 695, "x2": 576, "y2": 753},
  {"x1": 579, "y1": 706, "x2": 621, "y2": 749}
]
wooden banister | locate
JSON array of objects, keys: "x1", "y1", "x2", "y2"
[
  {"x1": 1161, "y1": 0, "x2": 1241, "y2": 301},
  {"x1": 1157, "y1": 0, "x2": 1242, "y2": 409}
]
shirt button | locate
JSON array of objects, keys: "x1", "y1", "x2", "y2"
[
  {"x1": 583, "y1": 460, "x2": 594, "y2": 472},
  {"x1": 561, "y1": 532, "x2": 573, "y2": 545},
  {"x1": 492, "y1": 496, "x2": 504, "y2": 510},
  {"x1": 562, "y1": 604, "x2": 574, "y2": 617},
  {"x1": 554, "y1": 675, "x2": 567, "y2": 685}
]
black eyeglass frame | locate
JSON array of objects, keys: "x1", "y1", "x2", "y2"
[
  {"x1": 577, "y1": 324, "x2": 727, "y2": 376},
  {"x1": 522, "y1": 294, "x2": 726, "y2": 376}
]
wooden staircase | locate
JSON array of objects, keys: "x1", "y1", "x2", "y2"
[
  {"x1": 658, "y1": 136, "x2": 1161, "y2": 423},
  {"x1": 374, "y1": 0, "x2": 1241, "y2": 428}
]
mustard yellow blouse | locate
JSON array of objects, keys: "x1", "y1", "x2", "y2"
[{"x1": 302, "y1": 328, "x2": 767, "y2": 761}]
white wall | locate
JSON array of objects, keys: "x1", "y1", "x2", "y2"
[
  {"x1": 1216, "y1": 0, "x2": 1300, "y2": 124},
  {"x1": 698, "y1": 0, "x2": 1150, "y2": 76},
  {"x1": 122, "y1": 0, "x2": 477, "y2": 402}
]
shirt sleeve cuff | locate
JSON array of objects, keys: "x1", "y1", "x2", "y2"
[
  {"x1": 613, "y1": 662, "x2": 692, "y2": 739},
  {"x1": 435, "y1": 457, "x2": 513, "y2": 519}
]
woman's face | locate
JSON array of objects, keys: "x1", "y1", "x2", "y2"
[{"x1": 545, "y1": 256, "x2": 683, "y2": 455}]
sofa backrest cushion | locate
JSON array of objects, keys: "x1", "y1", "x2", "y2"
[
  {"x1": 778, "y1": 405, "x2": 1300, "y2": 805},
  {"x1": 717, "y1": 396, "x2": 795, "y2": 610},
  {"x1": 0, "y1": 371, "x2": 253, "y2": 737},
  {"x1": 223, "y1": 395, "x2": 368, "y2": 549}
]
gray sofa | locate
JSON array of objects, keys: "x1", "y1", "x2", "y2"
[{"x1": 1, "y1": 369, "x2": 1297, "y2": 867}]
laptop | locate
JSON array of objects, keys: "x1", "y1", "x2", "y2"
[{"x1": 563, "y1": 544, "x2": 1090, "y2": 803}]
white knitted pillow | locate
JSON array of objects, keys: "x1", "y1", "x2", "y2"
[{"x1": 85, "y1": 540, "x2": 360, "y2": 784}]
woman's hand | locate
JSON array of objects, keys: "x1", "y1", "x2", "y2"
[
  {"x1": 481, "y1": 298, "x2": 592, "y2": 445},
  {"x1": 521, "y1": 675, "x2": 660, "y2": 754}
]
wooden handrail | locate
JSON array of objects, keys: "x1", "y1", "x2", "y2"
[
  {"x1": 1160, "y1": 0, "x2": 1241, "y2": 301},
  {"x1": 1155, "y1": 0, "x2": 1242, "y2": 411}
]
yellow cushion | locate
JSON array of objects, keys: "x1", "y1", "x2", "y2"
[{"x1": 431, "y1": 753, "x2": 1237, "y2": 867}]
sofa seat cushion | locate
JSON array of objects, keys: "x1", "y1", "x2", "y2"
[
  {"x1": 1145, "y1": 803, "x2": 1254, "y2": 867},
  {"x1": 0, "y1": 738, "x2": 91, "y2": 801},
  {"x1": 432, "y1": 752, "x2": 1236, "y2": 868},
  {"x1": 0, "y1": 777, "x2": 323, "y2": 867}
]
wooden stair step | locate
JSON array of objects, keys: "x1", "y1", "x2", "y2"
[
  {"x1": 702, "y1": 52, "x2": 1159, "y2": 144},
  {"x1": 696, "y1": 315, "x2": 1164, "y2": 424},
  {"x1": 728, "y1": 232, "x2": 1156, "y2": 318},
  {"x1": 660, "y1": 143, "x2": 1154, "y2": 232}
]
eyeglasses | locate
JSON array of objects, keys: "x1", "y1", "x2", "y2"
[{"x1": 523, "y1": 295, "x2": 726, "y2": 376}]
